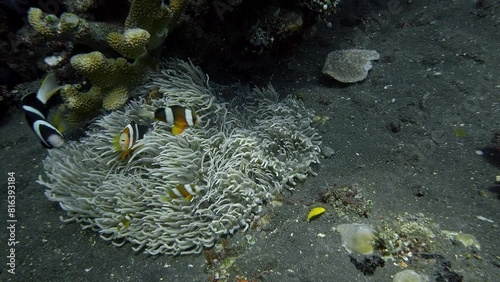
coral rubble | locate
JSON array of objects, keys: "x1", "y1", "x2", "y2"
[
  {"x1": 375, "y1": 213, "x2": 442, "y2": 261},
  {"x1": 38, "y1": 60, "x2": 322, "y2": 255},
  {"x1": 322, "y1": 184, "x2": 372, "y2": 219}
]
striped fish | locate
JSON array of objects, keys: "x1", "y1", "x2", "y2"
[
  {"x1": 114, "y1": 121, "x2": 149, "y2": 159},
  {"x1": 139, "y1": 106, "x2": 201, "y2": 135},
  {"x1": 168, "y1": 184, "x2": 201, "y2": 202},
  {"x1": 21, "y1": 73, "x2": 64, "y2": 148}
]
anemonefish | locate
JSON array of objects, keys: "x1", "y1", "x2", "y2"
[
  {"x1": 138, "y1": 106, "x2": 201, "y2": 135},
  {"x1": 168, "y1": 184, "x2": 201, "y2": 202},
  {"x1": 113, "y1": 121, "x2": 149, "y2": 159},
  {"x1": 21, "y1": 73, "x2": 64, "y2": 148}
]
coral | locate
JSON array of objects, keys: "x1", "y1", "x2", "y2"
[
  {"x1": 107, "y1": 28, "x2": 151, "y2": 59},
  {"x1": 103, "y1": 86, "x2": 129, "y2": 111},
  {"x1": 375, "y1": 213, "x2": 443, "y2": 262},
  {"x1": 67, "y1": 51, "x2": 147, "y2": 111},
  {"x1": 70, "y1": 52, "x2": 143, "y2": 89},
  {"x1": 61, "y1": 84, "x2": 102, "y2": 113},
  {"x1": 65, "y1": 0, "x2": 106, "y2": 15},
  {"x1": 248, "y1": 7, "x2": 304, "y2": 52},
  {"x1": 125, "y1": 0, "x2": 187, "y2": 48},
  {"x1": 37, "y1": 60, "x2": 322, "y2": 255},
  {"x1": 337, "y1": 223, "x2": 376, "y2": 255},
  {"x1": 322, "y1": 184, "x2": 372, "y2": 218},
  {"x1": 28, "y1": 8, "x2": 92, "y2": 40},
  {"x1": 27, "y1": 0, "x2": 188, "y2": 121},
  {"x1": 59, "y1": 85, "x2": 102, "y2": 124},
  {"x1": 322, "y1": 49, "x2": 380, "y2": 83},
  {"x1": 303, "y1": 0, "x2": 341, "y2": 20}
]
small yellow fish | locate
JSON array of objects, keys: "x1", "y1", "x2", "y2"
[{"x1": 307, "y1": 207, "x2": 326, "y2": 221}]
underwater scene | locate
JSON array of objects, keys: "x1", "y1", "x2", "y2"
[{"x1": 0, "y1": 0, "x2": 499, "y2": 281}]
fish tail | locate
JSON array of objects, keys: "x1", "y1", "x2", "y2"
[
  {"x1": 172, "y1": 125, "x2": 185, "y2": 135},
  {"x1": 113, "y1": 134, "x2": 122, "y2": 152},
  {"x1": 194, "y1": 113, "x2": 202, "y2": 126}
]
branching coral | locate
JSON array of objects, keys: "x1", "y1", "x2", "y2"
[
  {"x1": 38, "y1": 60, "x2": 322, "y2": 255},
  {"x1": 27, "y1": 0, "x2": 187, "y2": 118}
]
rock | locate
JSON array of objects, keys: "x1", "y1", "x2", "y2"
[
  {"x1": 393, "y1": 270, "x2": 429, "y2": 282},
  {"x1": 322, "y1": 49, "x2": 380, "y2": 83},
  {"x1": 321, "y1": 145, "x2": 335, "y2": 158}
]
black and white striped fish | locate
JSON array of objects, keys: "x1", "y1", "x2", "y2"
[
  {"x1": 21, "y1": 73, "x2": 64, "y2": 148},
  {"x1": 138, "y1": 106, "x2": 201, "y2": 135},
  {"x1": 114, "y1": 121, "x2": 149, "y2": 159}
]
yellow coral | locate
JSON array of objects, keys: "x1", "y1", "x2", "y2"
[
  {"x1": 28, "y1": 0, "x2": 188, "y2": 123},
  {"x1": 61, "y1": 85, "x2": 102, "y2": 113},
  {"x1": 108, "y1": 28, "x2": 151, "y2": 59},
  {"x1": 28, "y1": 8, "x2": 90, "y2": 40},
  {"x1": 124, "y1": 0, "x2": 186, "y2": 48},
  {"x1": 103, "y1": 86, "x2": 129, "y2": 110},
  {"x1": 71, "y1": 52, "x2": 141, "y2": 89},
  {"x1": 125, "y1": 0, "x2": 165, "y2": 31},
  {"x1": 167, "y1": 0, "x2": 188, "y2": 25},
  {"x1": 71, "y1": 51, "x2": 106, "y2": 75},
  {"x1": 59, "y1": 13, "x2": 81, "y2": 32},
  {"x1": 59, "y1": 85, "x2": 103, "y2": 125},
  {"x1": 28, "y1": 8, "x2": 56, "y2": 36}
]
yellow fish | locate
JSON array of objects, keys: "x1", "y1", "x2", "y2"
[{"x1": 307, "y1": 207, "x2": 326, "y2": 221}]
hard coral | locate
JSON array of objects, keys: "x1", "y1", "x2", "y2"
[
  {"x1": 27, "y1": 0, "x2": 188, "y2": 122},
  {"x1": 68, "y1": 51, "x2": 147, "y2": 111},
  {"x1": 125, "y1": 0, "x2": 187, "y2": 48},
  {"x1": 107, "y1": 28, "x2": 151, "y2": 59},
  {"x1": 28, "y1": 8, "x2": 91, "y2": 39}
]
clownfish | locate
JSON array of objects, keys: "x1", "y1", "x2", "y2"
[
  {"x1": 138, "y1": 106, "x2": 201, "y2": 135},
  {"x1": 113, "y1": 121, "x2": 149, "y2": 159},
  {"x1": 21, "y1": 73, "x2": 64, "y2": 148},
  {"x1": 168, "y1": 184, "x2": 201, "y2": 202}
]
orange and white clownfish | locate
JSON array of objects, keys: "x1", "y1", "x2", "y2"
[
  {"x1": 168, "y1": 184, "x2": 201, "y2": 202},
  {"x1": 138, "y1": 106, "x2": 201, "y2": 135},
  {"x1": 113, "y1": 121, "x2": 149, "y2": 159},
  {"x1": 21, "y1": 73, "x2": 64, "y2": 148}
]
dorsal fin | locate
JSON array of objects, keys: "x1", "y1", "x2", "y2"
[{"x1": 36, "y1": 73, "x2": 62, "y2": 105}]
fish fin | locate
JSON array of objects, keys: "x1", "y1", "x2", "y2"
[
  {"x1": 159, "y1": 195, "x2": 170, "y2": 202},
  {"x1": 48, "y1": 107, "x2": 67, "y2": 133},
  {"x1": 131, "y1": 143, "x2": 143, "y2": 152},
  {"x1": 137, "y1": 108, "x2": 155, "y2": 119},
  {"x1": 121, "y1": 150, "x2": 130, "y2": 159},
  {"x1": 185, "y1": 195, "x2": 194, "y2": 202},
  {"x1": 194, "y1": 114, "x2": 201, "y2": 126},
  {"x1": 37, "y1": 73, "x2": 62, "y2": 104},
  {"x1": 171, "y1": 125, "x2": 185, "y2": 135},
  {"x1": 33, "y1": 119, "x2": 64, "y2": 148},
  {"x1": 113, "y1": 134, "x2": 122, "y2": 152}
]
